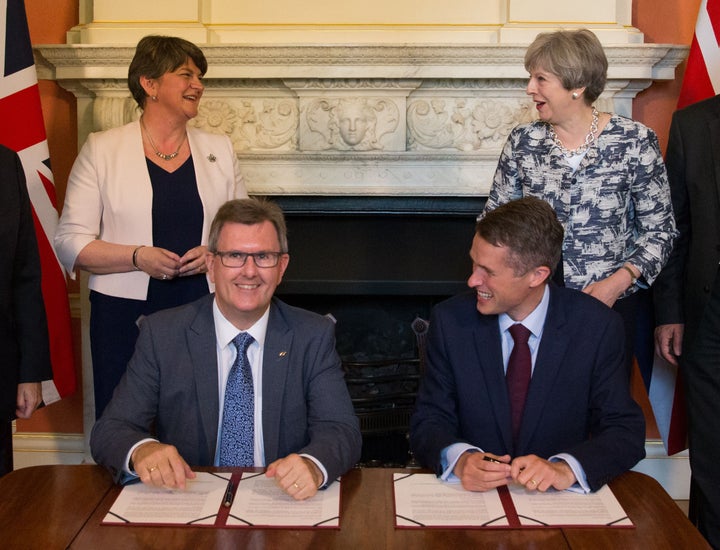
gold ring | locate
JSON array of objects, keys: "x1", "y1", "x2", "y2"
[
  {"x1": 293, "y1": 482, "x2": 301, "y2": 489},
  {"x1": 529, "y1": 479, "x2": 538, "y2": 486},
  {"x1": 148, "y1": 465, "x2": 158, "y2": 473}
]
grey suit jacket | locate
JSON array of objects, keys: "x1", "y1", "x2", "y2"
[
  {"x1": 410, "y1": 286, "x2": 646, "y2": 491},
  {"x1": 654, "y1": 95, "x2": 720, "y2": 345},
  {"x1": 90, "y1": 294, "x2": 361, "y2": 483}
]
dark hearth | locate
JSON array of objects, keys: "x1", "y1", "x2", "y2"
[{"x1": 274, "y1": 195, "x2": 485, "y2": 466}]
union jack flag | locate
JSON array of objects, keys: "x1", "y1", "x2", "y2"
[{"x1": 0, "y1": 0, "x2": 75, "y2": 402}]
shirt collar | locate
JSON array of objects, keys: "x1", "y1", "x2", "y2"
[
  {"x1": 212, "y1": 299, "x2": 269, "y2": 350},
  {"x1": 498, "y1": 284, "x2": 550, "y2": 338}
]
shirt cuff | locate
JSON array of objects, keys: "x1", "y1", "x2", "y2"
[
  {"x1": 299, "y1": 453, "x2": 329, "y2": 488},
  {"x1": 124, "y1": 438, "x2": 159, "y2": 476},
  {"x1": 549, "y1": 453, "x2": 590, "y2": 493},
  {"x1": 440, "y1": 443, "x2": 482, "y2": 482}
]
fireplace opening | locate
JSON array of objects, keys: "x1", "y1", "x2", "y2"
[{"x1": 274, "y1": 195, "x2": 485, "y2": 466}]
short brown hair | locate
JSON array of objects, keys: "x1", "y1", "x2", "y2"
[
  {"x1": 128, "y1": 35, "x2": 208, "y2": 109},
  {"x1": 477, "y1": 197, "x2": 563, "y2": 277},
  {"x1": 524, "y1": 29, "x2": 607, "y2": 104},
  {"x1": 208, "y1": 198, "x2": 289, "y2": 254}
]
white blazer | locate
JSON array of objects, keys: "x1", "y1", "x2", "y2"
[{"x1": 54, "y1": 120, "x2": 247, "y2": 300}]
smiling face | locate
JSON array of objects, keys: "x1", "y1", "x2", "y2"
[
  {"x1": 466, "y1": 234, "x2": 548, "y2": 322},
  {"x1": 525, "y1": 67, "x2": 577, "y2": 125},
  {"x1": 207, "y1": 221, "x2": 289, "y2": 330},
  {"x1": 143, "y1": 58, "x2": 205, "y2": 121}
]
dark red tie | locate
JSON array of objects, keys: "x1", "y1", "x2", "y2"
[{"x1": 507, "y1": 324, "x2": 532, "y2": 445}]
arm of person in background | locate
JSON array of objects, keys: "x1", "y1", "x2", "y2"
[
  {"x1": 482, "y1": 129, "x2": 524, "y2": 215},
  {"x1": 654, "y1": 111, "x2": 689, "y2": 367},
  {"x1": 10, "y1": 148, "x2": 52, "y2": 417},
  {"x1": 54, "y1": 133, "x2": 182, "y2": 279},
  {"x1": 585, "y1": 126, "x2": 677, "y2": 308}
]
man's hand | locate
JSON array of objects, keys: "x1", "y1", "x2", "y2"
[
  {"x1": 265, "y1": 453, "x2": 322, "y2": 500},
  {"x1": 510, "y1": 454, "x2": 576, "y2": 492},
  {"x1": 131, "y1": 441, "x2": 195, "y2": 489},
  {"x1": 453, "y1": 451, "x2": 512, "y2": 492},
  {"x1": 655, "y1": 324, "x2": 684, "y2": 366},
  {"x1": 15, "y1": 382, "x2": 42, "y2": 419}
]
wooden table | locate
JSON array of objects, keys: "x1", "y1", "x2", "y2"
[{"x1": 0, "y1": 465, "x2": 709, "y2": 549}]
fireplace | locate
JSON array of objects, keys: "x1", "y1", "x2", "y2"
[{"x1": 274, "y1": 195, "x2": 485, "y2": 465}]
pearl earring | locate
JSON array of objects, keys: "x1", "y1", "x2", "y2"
[{"x1": 572, "y1": 92, "x2": 579, "y2": 100}]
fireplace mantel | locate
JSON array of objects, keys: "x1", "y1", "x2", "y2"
[{"x1": 34, "y1": 42, "x2": 687, "y2": 197}]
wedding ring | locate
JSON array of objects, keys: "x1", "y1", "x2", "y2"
[
  {"x1": 161, "y1": 274, "x2": 168, "y2": 280},
  {"x1": 529, "y1": 479, "x2": 538, "y2": 486},
  {"x1": 148, "y1": 465, "x2": 158, "y2": 473},
  {"x1": 293, "y1": 482, "x2": 301, "y2": 489}
]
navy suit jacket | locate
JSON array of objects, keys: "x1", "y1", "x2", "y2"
[
  {"x1": 0, "y1": 145, "x2": 52, "y2": 422},
  {"x1": 90, "y1": 294, "x2": 361, "y2": 483},
  {"x1": 410, "y1": 285, "x2": 645, "y2": 491}
]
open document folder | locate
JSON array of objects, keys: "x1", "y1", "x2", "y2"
[
  {"x1": 103, "y1": 471, "x2": 341, "y2": 528},
  {"x1": 393, "y1": 473, "x2": 632, "y2": 529}
]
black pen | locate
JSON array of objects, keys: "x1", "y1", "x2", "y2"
[
  {"x1": 223, "y1": 481, "x2": 234, "y2": 507},
  {"x1": 483, "y1": 456, "x2": 503, "y2": 464}
]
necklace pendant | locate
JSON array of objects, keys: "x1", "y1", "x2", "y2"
[
  {"x1": 155, "y1": 150, "x2": 179, "y2": 161},
  {"x1": 549, "y1": 107, "x2": 600, "y2": 158}
]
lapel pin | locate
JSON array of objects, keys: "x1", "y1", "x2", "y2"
[
  {"x1": 207, "y1": 154, "x2": 216, "y2": 162},
  {"x1": 278, "y1": 351, "x2": 287, "y2": 357}
]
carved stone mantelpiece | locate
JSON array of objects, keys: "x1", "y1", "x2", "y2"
[{"x1": 34, "y1": 43, "x2": 687, "y2": 196}]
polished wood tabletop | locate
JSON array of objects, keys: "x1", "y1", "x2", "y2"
[{"x1": 0, "y1": 465, "x2": 709, "y2": 549}]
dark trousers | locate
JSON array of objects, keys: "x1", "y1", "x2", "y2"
[
  {"x1": 0, "y1": 421, "x2": 13, "y2": 478},
  {"x1": 612, "y1": 290, "x2": 640, "y2": 380},
  {"x1": 90, "y1": 291, "x2": 144, "y2": 419},
  {"x1": 682, "y1": 270, "x2": 720, "y2": 549}
]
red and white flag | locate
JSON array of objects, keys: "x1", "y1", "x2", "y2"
[
  {"x1": 0, "y1": 0, "x2": 75, "y2": 403},
  {"x1": 677, "y1": 0, "x2": 720, "y2": 109}
]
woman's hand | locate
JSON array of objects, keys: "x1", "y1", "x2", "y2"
[
  {"x1": 134, "y1": 246, "x2": 182, "y2": 280},
  {"x1": 178, "y1": 245, "x2": 208, "y2": 276},
  {"x1": 582, "y1": 265, "x2": 638, "y2": 308}
]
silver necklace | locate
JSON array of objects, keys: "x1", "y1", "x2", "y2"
[
  {"x1": 140, "y1": 117, "x2": 187, "y2": 161},
  {"x1": 548, "y1": 107, "x2": 599, "y2": 157}
]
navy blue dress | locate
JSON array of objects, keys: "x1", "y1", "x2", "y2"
[{"x1": 90, "y1": 156, "x2": 209, "y2": 417}]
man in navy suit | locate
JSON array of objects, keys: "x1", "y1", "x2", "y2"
[
  {"x1": 410, "y1": 197, "x2": 645, "y2": 493},
  {"x1": 91, "y1": 198, "x2": 361, "y2": 499},
  {"x1": 0, "y1": 144, "x2": 52, "y2": 477}
]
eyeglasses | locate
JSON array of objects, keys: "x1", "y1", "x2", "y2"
[{"x1": 213, "y1": 250, "x2": 284, "y2": 268}]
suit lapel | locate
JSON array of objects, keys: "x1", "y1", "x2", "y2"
[
  {"x1": 472, "y1": 315, "x2": 514, "y2": 452},
  {"x1": 188, "y1": 297, "x2": 222, "y2": 463},
  {"x1": 517, "y1": 286, "x2": 569, "y2": 451},
  {"x1": 261, "y1": 301, "x2": 293, "y2": 463},
  {"x1": 707, "y1": 105, "x2": 720, "y2": 212}
]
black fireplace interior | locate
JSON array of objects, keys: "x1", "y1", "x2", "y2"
[{"x1": 273, "y1": 195, "x2": 486, "y2": 466}]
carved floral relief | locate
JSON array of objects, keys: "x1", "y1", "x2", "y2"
[
  {"x1": 407, "y1": 98, "x2": 536, "y2": 152},
  {"x1": 189, "y1": 98, "x2": 298, "y2": 152}
]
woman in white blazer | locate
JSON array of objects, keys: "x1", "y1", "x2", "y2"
[{"x1": 55, "y1": 36, "x2": 247, "y2": 418}]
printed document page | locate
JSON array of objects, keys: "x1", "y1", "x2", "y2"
[
  {"x1": 103, "y1": 471, "x2": 230, "y2": 525},
  {"x1": 508, "y1": 483, "x2": 632, "y2": 526},
  {"x1": 394, "y1": 473, "x2": 509, "y2": 527},
  {"x1": 226, "y1": 472, "x2": 341, "y2": 527}
]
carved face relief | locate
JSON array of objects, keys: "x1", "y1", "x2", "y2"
[{"x1": 336, "y1": 100, "x2": 375, "y2": 146}]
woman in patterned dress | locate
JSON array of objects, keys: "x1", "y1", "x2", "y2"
[{"x1": 483, "y1": 29, "x2": 676, "y2": 376}]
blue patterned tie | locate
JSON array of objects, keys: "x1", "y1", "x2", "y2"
[{"x1": 219, "y1": 332, "x2": 255, "y2": 466}]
